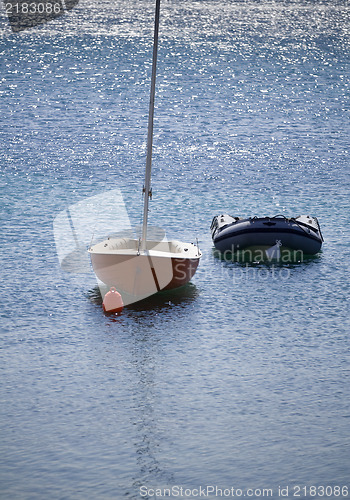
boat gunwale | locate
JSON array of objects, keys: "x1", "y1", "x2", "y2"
[
  {"x1": 89, "y1": 250, "x2": 201, "y2": 259},
  {"x1": 88, "y1": 246, "x2": 201, "y2": 259}
]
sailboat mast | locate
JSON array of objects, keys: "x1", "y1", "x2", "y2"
[{"x1": 141, "y1": 0, "x2": 161, "y2": 251}]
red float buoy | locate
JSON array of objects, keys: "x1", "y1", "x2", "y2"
[{"x1": 102, "y1": 287, "x2": 124, "y2": 314}]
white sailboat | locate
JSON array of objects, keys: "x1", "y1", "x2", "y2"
[{"x1": 88, "y1": 0, "x2": 201, "y2": 304}]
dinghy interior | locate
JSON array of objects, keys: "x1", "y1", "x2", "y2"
[{"x1": 211, "y1": 214, "x2": 324, "y2": 262}]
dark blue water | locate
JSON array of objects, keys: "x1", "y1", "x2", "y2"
[{"x1": 1, "y1": 1, "x2": 349, "y2": 499}]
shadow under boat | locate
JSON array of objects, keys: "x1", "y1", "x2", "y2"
[{"x1": 87, "y1": 281, "x2": 199, "y2": 313}]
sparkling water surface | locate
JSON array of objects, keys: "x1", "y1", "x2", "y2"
[{"x1": 1, "y1": 1, "x2": 350, "y2": 499}]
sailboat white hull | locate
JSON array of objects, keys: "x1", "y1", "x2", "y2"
[{"x1": 89, "y1": 237, "x2": 201, "y2": 302}]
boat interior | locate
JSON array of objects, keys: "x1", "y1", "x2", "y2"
[{"x1": 92, "y1": 237, "x2": 199, "y2": 257}]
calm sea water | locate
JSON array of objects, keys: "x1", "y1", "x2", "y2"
[{"x1": 1, "y1": 1, "x2": 350, "y2": 499}]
